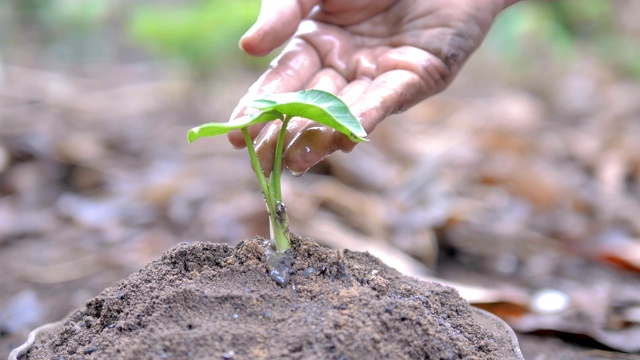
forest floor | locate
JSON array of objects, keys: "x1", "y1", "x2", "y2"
[{"x1": 2, "y1": 3, "x2": 640, "y2": 358}]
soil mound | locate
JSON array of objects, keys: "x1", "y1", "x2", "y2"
[{"x1": 24, "y1": 235, "x2": 517, "y2": 359}]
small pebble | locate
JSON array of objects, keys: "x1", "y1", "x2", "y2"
[{"x1": 303, "y1": 267, "x2": 314, "y2": 277}]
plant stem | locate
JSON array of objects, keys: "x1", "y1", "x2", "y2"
[
  {"x1": 242, "y1": 128, "x2": 272, "y2": 208},
  {"x1": 241, "y1": 127, "x2": 290, "y2": 253},
  {"x1": 270, "y1": 117, "x2": 291, "y2": 252},
  {"x1": 271, "y1": 116, "x2": 289, "y2": 201}
]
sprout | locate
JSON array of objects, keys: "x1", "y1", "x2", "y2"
[{"x1": 188, "y1": 90, "x2": 367, "y2": 284}]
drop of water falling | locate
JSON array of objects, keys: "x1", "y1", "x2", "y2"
[{"x1": 289, "y1": 169, "x2": 307, "y2": 177}]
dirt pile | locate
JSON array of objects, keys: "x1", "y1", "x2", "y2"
[{"x1": 24, "y1": 235, "x2": 519, "y2": 359}]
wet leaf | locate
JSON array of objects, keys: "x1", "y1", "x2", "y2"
[
  {"x1": 187, "y1": 110, "x2": 282, "y2": 143},
  {"x1": 187, "y1": 90, "x2": 368, "y2": 144},
  {"x1": 248, "y1": 89, "x2": 368, "y2": 143}
]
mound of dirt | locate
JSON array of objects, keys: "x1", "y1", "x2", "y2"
[{"x1": 24, "y1": 235, "x2": 519, "y2": 359}]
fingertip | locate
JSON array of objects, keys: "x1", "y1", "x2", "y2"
[
  {"x1": 227, "y1": 131, "x2": 247, "y2": 149},
  {"x1": 283, "y1": 150, "x2": 314, "y2": 175},
  {"x1": 239, "y1": 29, "x2": 274, "y2": 57},
  {"x1": 240, "y1": 0, "x2": 322, "y2": 57},
  {"x1": 284, "y1": 127, "x2": 337, "y2": 174},
  {"x1": 336, "y1": 133, "x2": 357, "y2": 153},
  {"x1": 238, "y1": 1, "x2": 302, "y2": 56}
]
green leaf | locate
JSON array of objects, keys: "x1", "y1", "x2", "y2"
[
  {"x1": 248, "y1": 89, "x2": 368, "y2": 143},
  {"x1": 187, "y1": 110, "x2": 282, "y2": 143},
  {"x1": 187, "y1": 89, "x2": 368, "y2": 144}
]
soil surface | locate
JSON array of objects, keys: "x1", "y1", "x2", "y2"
[{"x1": 24, "y1": 235, "x2": 517, "y2": 359}]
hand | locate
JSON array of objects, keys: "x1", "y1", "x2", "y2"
[{"x1": 228, "y1": 0, "x2": 518, "y2": 175}]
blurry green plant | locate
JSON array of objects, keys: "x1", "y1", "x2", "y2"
[
  {"x1": 127, "y1": 0, "x2": 262, "y2": 77},
  {"x1": 487, "y1": 0, "x2": 640, "y2": 77},
  {"x1": 12, "y1": 0, "x2": 112, "y2": 33},
  {"x1": 6, "y1": 0, "x2": 116, "y2": 64}
]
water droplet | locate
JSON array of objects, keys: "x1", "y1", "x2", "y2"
[{"x1": 289, "y1": 169, "x2": 307, "y2": 177}]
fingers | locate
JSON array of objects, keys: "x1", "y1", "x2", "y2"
[
  {"x1": 282, "y1": 70, "x2": 424, "y2": 174},
  {"x1": 310, "y1": 0, "x2": 397, "y2": 26},
  {"x1": 230, "y1": 0, "x2": 502, "y2": 178},
  {"x1": 227, "y1": 39, "x2": 322, "y2": 148},
  {"x1": 254, "y1": 117, "x2": 309, "y2": 177},
  {"x1": 284, "y1": 78, "x2": 370, "y2": 174},
  {"x1": 240, "y1": 0, "x2": 320, "y2": 56},
  {"x1": 254, "y1": 67, "x2": 347, "y2": 176},
  {"x1": 283, "y1": 47, "x2": 448, "y2": 173},
  {"x1": 230, "y1": 1, "x2": 323, "y2": 149},
  {"x1": 349, "y1": 70, "x2": 426, "y2": 131},
  {"x1": 283, "y1": 126, "x2": 339, "y2": 176}
]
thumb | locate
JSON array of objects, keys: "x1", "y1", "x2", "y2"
[{"x1": 240, "y1": 0, "x2": 320, "y2": 56}]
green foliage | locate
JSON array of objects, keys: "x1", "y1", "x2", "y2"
[
  {"x1": 188, "y1": 90, "x2": 368, "y2": 144},
  {"x1": 5, "y1": 0, "x2": 116, "y2": 64},
  {"x1": 487, "y1": 0, "x2": 640, "y2": 77},
  {"x1": 13, "y1": 0, "x2": 112, "y2": 32},
  {"x1": 127, "y1": 0, "x2": 260, "y2": 76},
  {"x1": 249, "y1": 91, "x2": 369, "y2": 142},
  {"x1": 188, "y1": 111, "x2": 282, "y2": 143}
]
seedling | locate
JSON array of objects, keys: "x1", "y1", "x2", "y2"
[{"x1": 188, "y1": 89, "x2": 367, "y2": 284}]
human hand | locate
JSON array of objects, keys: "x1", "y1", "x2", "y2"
[{"x1": 228, "y1": 0, "x2": 519, "y2": 175}]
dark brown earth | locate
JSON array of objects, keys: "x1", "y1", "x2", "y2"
[{"x1": 24, "y1": 235, "x2": 519, "y2": 359}]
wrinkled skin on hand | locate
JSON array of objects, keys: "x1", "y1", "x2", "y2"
[{"x1": 228, "y1": 0, "x2": 519, "y2": 176}]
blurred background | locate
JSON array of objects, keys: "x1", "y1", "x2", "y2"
[{"x1": 1, "y1": 0, "x2": 640, "y2": 358}]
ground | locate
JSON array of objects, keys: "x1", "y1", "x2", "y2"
[{"x1": 21, "y1": 237, "x2": 521, "y2": 359}]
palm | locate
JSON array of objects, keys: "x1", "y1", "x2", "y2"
[{"x1": 229, "y1": 0, "x2": 506, "y2": 174}]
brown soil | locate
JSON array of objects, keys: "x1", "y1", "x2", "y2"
[{"x1": 23, "y1": 235, "x2": 518, "y2": 359}]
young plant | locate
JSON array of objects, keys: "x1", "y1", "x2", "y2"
[{"x1": 188, "y1": 89, "x2": 367, "y2": 284}]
